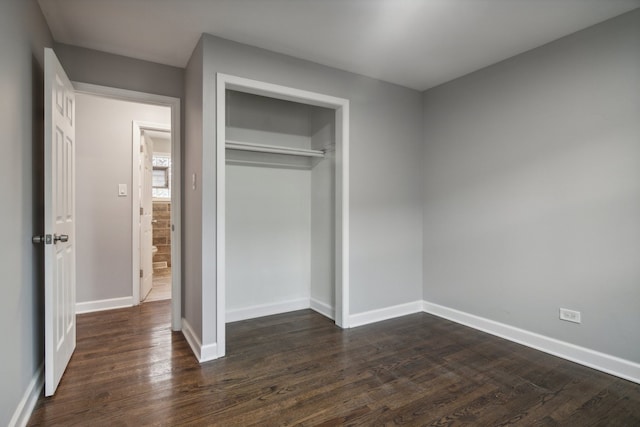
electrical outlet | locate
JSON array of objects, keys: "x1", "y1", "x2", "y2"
[{"x1": 559, "y1": 308, "x2": 581, "y2": 324}]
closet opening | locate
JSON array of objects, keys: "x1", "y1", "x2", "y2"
[{"x1": 216, "y1": 74, "x2": 350, "y2": 357}]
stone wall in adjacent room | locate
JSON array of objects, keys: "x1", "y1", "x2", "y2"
[{"x1": 152, "y1": 201, "x2": 171, "y2": 270}]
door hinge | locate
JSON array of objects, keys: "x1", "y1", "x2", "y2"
[
  {"x1": 140, "y1": 207, "x2": 144, "y2": 215},
  {"x1": 140, "y1": 145, "x2": 144, "y2": 153},
  {"x1": 140, "y1": 269, "x2": 143, "y2": 278}
]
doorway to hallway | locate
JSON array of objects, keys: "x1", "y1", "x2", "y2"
[{"x1": 73, "y1": 83, "x2": 182, "y2": 330}]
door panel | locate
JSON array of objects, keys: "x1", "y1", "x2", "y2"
[
  {"x1": 44, "y1": 48, "x2": 76, "y2": 396},
  {"x1": 140, "y1": 133, "x2": 154, "y2": 300}
]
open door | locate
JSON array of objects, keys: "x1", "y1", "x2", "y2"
[
  {"x1": 140, "y1": 132, "x2": 154, "y2": 300},
  {"x1": 42, "y1": 48, "x2": 76, "y2": 396}
]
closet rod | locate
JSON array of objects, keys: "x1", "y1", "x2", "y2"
[{"x1": 226, "y1": 140, "x2": 325, "y2": 158}]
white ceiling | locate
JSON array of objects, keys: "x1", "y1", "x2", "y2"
[{"x1": 38, "y1": 0, "x2": 640, "y2": 91}]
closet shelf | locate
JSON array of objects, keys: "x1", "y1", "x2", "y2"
[{"x1": 226, "y1": 140, "x2": 325, "y2": 158}]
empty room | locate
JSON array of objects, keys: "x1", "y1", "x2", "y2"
[{"x1": 2, "y1": 0, "x2": 640, "y2": 425}]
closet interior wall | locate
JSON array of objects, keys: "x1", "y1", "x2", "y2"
[{"x1": 225, "y1": 90, "x2": 336, "y2": 320}]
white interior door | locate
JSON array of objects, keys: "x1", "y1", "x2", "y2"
[
  {"x1": 44, "y1": 48, "x2": 76, "y2": 396},
  {"x1": 140, "y1": 133, "x2": 154, "y2": 300}
]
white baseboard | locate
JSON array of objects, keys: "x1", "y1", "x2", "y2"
[
  {"x1": 180, "y1": 317, "x2": 201, "y2": 361},
  {"x1": 76, "y1": 296, "x2": 133, "y2": 314},
  {"x1": 8, "y1": 364, "x2": 43, "y2": 427},
  {"x1": 226, "y1": 298, "x2": 310, "y2": 323},
  {"x1": 185, "y1": 298, "x2": 321, "y2": 362},
  {"x1": 422, "y1": 300, "x2": 640, "y2": 385},
  {"x1": 181, "y1": 317, "x2": 219, "y2": 363},
  {"x1": 349, "y1": 300, "x2": 423, "y2": 328},
  {"x1": 310, "y1": 298, "x2": 335, "y2": 320},
  {"x1": 200, "y1": 342, "x2": 219, "y2": 363}
]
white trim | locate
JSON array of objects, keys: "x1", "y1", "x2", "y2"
[
  {"x1": 200, "y1": 343, "x2": 219, "y2": 363},
  {"x1": 181, "y1": 317, "x2": 202, "y2": 361},
  {"x1": 132, "y1": 121, "x2": 171, "y2": 307},
  {"x1": 227, "y1": 298, "x2": 310, "y2": 323},
  {"x1": 181, "y1": 317, "x2": 219, "y2": 363},
  {"x1": 349, "y1": 300, "x2": 423, "y2": 328},
  {"x1": 226, "y1": 140, "x2": 325, "y2": 157},
  {"x1": 76, "y1": 297, "x2": 133, "y2": 314},
  {"x1": 215, "y1": 74, "x2": 226, "y2": 358},
  {"x1": 73, "y1": 82, "x2": 178, "y2": 106},
  {"x1": 223, "y1": 74, "x2": 352, "y2": 108},
  {"x1": 169, "y1": 92, "x2": 183, "y2": 332},
  {"x1": 335, "y1": 103, "x2": 350, "y2": 328},
  {"x1": 215, "y1": 74, "x2": 351, "y2": 361},
  {"x1": 8, "y1": 365, "x2": 43, "y2": 427},
  {"x1": 73, "y1": 82, "x2": 182, "y2": 331},
  {"x1": 422, "y1": 300, "x2": 640, "y2": 385},
  {"x1": 310, "y1": 298, "x2": 335, "y2": 320}
]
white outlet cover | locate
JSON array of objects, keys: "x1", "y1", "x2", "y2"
[{"x1": 559, "y1": 308, "x2": 581, "y2": 324}]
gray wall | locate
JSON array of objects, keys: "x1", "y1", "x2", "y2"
[
  {"x1": 227, "y1": 90, "x2": 312, "y2": 149},
  {"x1": 0, "y1": 0, "x2": 52, "y2": 424},
  {"x1": 75, "y1": 93, "x2": 170, "y2": 303},
  {"x1": 152, "y1": 135, "x2": 171, "y2": 155},
  {"x1": 310, "y1": 109, "x2": 336, "y2": 309},
  {"x1": 422, "y1": 9, "x2": 640, "y2": 363},
  {"x1": 226, "y1": 166, "x2": 311, "y2": 312},
  {"x1": 226, "y1": 93, "x2": 313, "y2": 314},
  {"x1": 183, "y1": 38, "x2": 204, "y2": 339},
  {"x1": 184, "y1": 34, "x2": 424, "y2": 347},
  {"x1": 54, "y1": 43, "x2": 183, "y2": 100}
]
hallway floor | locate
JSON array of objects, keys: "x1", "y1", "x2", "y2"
[{"x1": 144, "y1": 267, "x2": 171, "y2": 302}]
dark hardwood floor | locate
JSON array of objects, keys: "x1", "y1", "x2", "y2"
[{"x1": 28, "y1": 301, "x2": 640, "y2": 426}]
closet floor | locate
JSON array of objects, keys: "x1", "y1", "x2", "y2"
[{"x1": 28, "y1": 301, "x2": 640, "y2": 425}]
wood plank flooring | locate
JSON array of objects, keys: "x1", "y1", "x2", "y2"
[{"x1": 28, "y1": 301, "x2": 640, "y2": 426}]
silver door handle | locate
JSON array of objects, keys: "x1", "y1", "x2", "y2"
[
  {"x1": 32, "y1": 234, "x2": 52, "y2": 244},
  {"x1": 53, "y1": 234, "x2": 69, "y2": 243}
]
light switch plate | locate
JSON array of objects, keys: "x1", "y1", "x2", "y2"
[{"x1": 118, "y1": 184, "x2": 127, "y2": 197}]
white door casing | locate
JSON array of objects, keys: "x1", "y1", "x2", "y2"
[
  {"x1": 74, "y1": 84, "x2": 181, "y2": 331},
  {"x1": 140, "y1": 132, "x2": 154, "y2": 300},
  {"x1": 44, "y1": 48, "x2": 76, "y2": 396},
  {"x1": 130, "y1": 120, "x2": 172, "y2": 307},
  {"x1": 215, "y1": 73, "x2": 350, "y2": 361}
]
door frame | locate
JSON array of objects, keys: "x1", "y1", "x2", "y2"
[
  {"x1": 215, "y1": 73, "x2": 350, "y2": 357},
  {"x1": 73, "y1": 82, "x2": 182, "y2": 331},
  {"x1": 132, "y1": 121, "x2": 171, "y2": 304}
]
